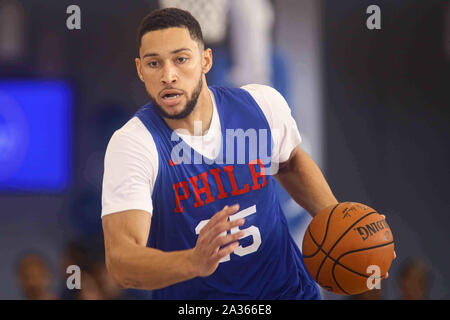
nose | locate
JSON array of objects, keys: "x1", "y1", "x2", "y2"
[{"x1": 161, "y1": 63, "x2": 177, "y2": 85}]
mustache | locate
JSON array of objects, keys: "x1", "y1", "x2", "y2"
[{"x1": 158, "y1": 86, "x2": 185, "y2": 96}]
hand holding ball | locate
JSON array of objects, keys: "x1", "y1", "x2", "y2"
[{"x1": 302, "y1": 202, "x2": 395, "y2": 295}]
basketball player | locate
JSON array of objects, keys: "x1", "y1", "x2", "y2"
[{"x1": 101, "y1": 8, "x2": 339, "y2": 299}]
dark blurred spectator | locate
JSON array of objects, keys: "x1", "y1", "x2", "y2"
[
  {"x1": 58, "y1": 241, "x2": 91, "y2": 299},
  {"x1": 60, "y1": 241, "x2": 90, "y2": 273},
  {"x1": 0, "y1": 0, "x2": 33, "y2": 76},
  {"x1": 90, "y1": 252, "x2": 123, "y2": 300},
  {"x1": 0, "y1": 0, "x2": 25, "y2": 65},
  {"x1": 75, "y1": 272, "x2": 103, "y2": 300},
  {"x1": 397, "y1": 257, "x2": 432, "y2": 300},
  {"x1": 92, "y1": 263, "x2": 122, "y2": 299},
  {"x1": 16, "y1": 252, "x2": 58, "y2": 300},
  {"x1": 58, "y1": 239, "x2": 144, "y2": 300},
  {"x1": 90, "y1": 250, "x2": 150, "y2": 300}
]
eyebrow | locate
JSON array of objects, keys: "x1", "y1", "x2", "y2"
[{"x1": 142, "y1": 48, "x2": 192, "y2": 59}]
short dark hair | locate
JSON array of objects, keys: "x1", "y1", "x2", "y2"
[{"x1": 136, "y1": 8, "x2": 204, "y2": 54}]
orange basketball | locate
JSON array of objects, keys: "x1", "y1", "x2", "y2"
[{"x1": 302, "y1": 202, "x2": 395, "y2": 295}]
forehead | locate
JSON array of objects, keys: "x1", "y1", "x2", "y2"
[{"x1": 140, "y1": 27, "x2": 198, "y2": 55}]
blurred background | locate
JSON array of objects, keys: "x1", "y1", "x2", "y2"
[{"x1": 0, "y1": 0, "x2": 448, "y2": 300}]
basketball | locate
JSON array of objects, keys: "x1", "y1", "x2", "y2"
[{"x1": 302, "y1": 202, "x2": 395, "y2": 295}]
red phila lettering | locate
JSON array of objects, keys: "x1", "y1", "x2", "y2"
[
  {"x1": 172, "y1": 162, "x2": 268, "y2": 213},
  {"x1": 188, "y1": 171, "x2": 215, "y2": 208},
  {"x1": 209, "y1": 168, "x2": 228, "y2": 200},
  {"x1": 249, "y1": 159, "x2": 267, "y2": 190},
  {"x1": 172, "y1": 181, "x2": 189, "y2": 213},
  {"x1": 223, "y1": 165, "x2": 250, "y2": 196}
]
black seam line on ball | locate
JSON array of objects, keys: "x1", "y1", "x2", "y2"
[
  {"x1": 302, "y1": 203, "x2": 340, "y2": 258},
  {"x1": 308, "y1": 228, "x2": 394, "y2": 293},
  {"x1": 307, "y1": 228, "x2": 352, "y2": 294},
  {"x1": 331, "y1": 241, "x2": 394, "y2": 295},
  {"x1": 314, "y1": 211, "x2": 377, "y2": 282},
  {"x1": 307, "y1": 227, "x2": 382, "y2": 279}
]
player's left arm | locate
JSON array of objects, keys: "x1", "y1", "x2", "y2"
[{"x1": 274, "y1": 145, "x2": 338, "y2": 217}]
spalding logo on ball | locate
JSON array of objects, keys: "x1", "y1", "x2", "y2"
[{"x1": 302, "y1": 202, "x2": 395, "y2": 295}]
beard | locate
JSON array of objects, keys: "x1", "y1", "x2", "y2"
[{"x1": 149, "y1": 75, "x2": 203, "y2": 120}]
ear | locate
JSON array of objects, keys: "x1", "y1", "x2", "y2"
[
  {"x1": 135, "y1": 58, "x2": 145, "y2": 82},
  {"x1": 201, "y1": 48, "x2": 213, "y2": 75}
]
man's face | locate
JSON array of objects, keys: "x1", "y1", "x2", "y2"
[
  {"x1": 136, "y1": 27, "x2": 211, "y2": 119},
  {"x1": 17, "y1": 256, "x2": 51, "y2": 296}
]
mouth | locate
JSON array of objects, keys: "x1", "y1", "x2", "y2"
[
  {"x1": 160, "y1": 89, "x2": 184, "y2": 99},
  {"x1": 159, "y1": 89, "x2": 184, "y2": 107},
  {"x1": 162, "y1": 93, "x2": 183, "y2": 100}
]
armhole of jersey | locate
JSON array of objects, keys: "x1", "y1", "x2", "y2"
[
  {"x1": 133, "y1": 116, "x2": 160, "y2": 212},
  {"x1": 241, "y1": 85, "x2": 300, "y2": 166}
]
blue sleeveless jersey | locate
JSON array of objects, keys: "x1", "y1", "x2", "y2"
[{"x1": 135, "y1": 86, "x2": 320, "y2": 300}]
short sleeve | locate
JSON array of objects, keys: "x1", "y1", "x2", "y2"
[
  {"x1": 241, "y1": 84, "x2": 302, "y2": 164},
  {"x1": 101, "y1": 117, "x2": 158, "y2": 217}
]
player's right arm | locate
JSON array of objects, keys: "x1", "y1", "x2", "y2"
[
  {"x1": 102, "y1": 205, "x2": 244, "y2": 290},
  {"x1": 102, "y1": 120, "x2": 244, "y2": 290}
]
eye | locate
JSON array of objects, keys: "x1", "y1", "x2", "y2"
[
  {"x1": 176, "y1": 57, "x2": 188, "y2": 64},
  {"x1": 148, "y1": 61, "x2": 159, "y2": 68}
]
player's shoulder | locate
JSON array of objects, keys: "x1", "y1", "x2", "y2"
[
  {"x1": 240, "y1": 83, "x2": 285, "y2": 101},
  {"x1": 240, "y1": 83, "x2": 290, "y2": 115},
  {"x1": 240, "y1": 84, "x2": 289, "y2": 109},
  {"x1": 110, "y1": 116, "x2": 147, "y2": 141}
]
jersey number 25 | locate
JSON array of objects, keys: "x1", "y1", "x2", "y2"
[{"x1": 195, "y1": 205, "x2": 262, "y2": 262}]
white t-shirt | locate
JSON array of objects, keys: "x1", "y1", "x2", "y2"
[{"x1": 101, "y1": 84, "x2": 302, "y2": 217}]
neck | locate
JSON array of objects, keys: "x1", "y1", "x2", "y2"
[{"x1": 164, "y1": 78, "x2": 213, "y2": 136}]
